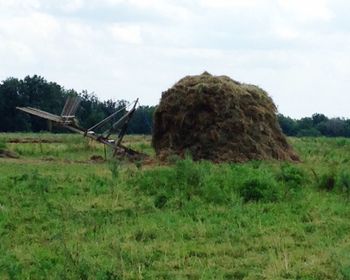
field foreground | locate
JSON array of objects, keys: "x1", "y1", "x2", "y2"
[{"x1": 1, "y1": 133, "x2": 350, "y2": 279}]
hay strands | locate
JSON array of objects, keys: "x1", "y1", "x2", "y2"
[{"x1": 17, "y1": 96, "x2": 144, "y2": 158}]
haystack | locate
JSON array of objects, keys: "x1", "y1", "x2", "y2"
[{"x1": 152, "y1": 72, "x2": 299, "y2": 163}]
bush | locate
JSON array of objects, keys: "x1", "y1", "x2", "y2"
[
  {"x1": 135, "y1": 157, "x2": 203, "y2": 198},
  {"x1": 154, "y1": 194, "x2": 168, "y2": 209},
  {"x1": 135, "y1": 167, "x2": 176, "y2": 196},
  {"x1": 277, "y1": 164, "x2": 306, "y2": 194},
  {"x1": 338, "y1": 170, "x2": 350, "y2": 199},
  {"x1": 174, "y1": 157, "x2": 203, "y2": 197},
  {"x1": 239, "y1": 172, "x2": 281, "y2": 203},
  {"x1": 134, "y1": 159, "x2": 286, "y2": 205},
  {"x1": 318, "y1": 171, "x2": 337, "y2": 191},
  {"x1": 133, "y1": 158, "x2": 234, "y2": 205},
  {"x1": 0, "y1": 139, "x2": 6, "y2": 150},
  {"x1": 201, "y1": 164, "x2": 230, "y2": 204}
]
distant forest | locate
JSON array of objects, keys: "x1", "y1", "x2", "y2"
[{"x1": 1, "y1": 75, "x2": 350, "y2": 137}]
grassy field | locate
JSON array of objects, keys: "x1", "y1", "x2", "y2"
[{"x1": 1, "y1": 133, "x2": 350, "y2": 279}]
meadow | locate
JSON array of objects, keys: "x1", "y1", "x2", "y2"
[{"x1": 1, "y1": 133, "x2": 350, "y2": 279}]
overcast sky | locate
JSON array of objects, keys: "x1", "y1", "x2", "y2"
[{"x1": 0, "y1": 0, "x2": 349, "y2": 118}]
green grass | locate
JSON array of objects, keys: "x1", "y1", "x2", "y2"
[{"x1": 1, "y1": 134, "x2": 350, "y2": 279}]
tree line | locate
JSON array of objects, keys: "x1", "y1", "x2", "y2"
[
  {"x1": 1, "y1": 75, "x2": 350, "y2": 137},
  {"x1": 278, "y1": 114, "x2": 350, "y2": 137}
]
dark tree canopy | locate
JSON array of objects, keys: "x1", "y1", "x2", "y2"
[{"x1": 278, "y1": 113, "x2": 350, "y2": 137}]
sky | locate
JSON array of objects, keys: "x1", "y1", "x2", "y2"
[{"x1": 0, "y1": 0, "x2": 349, "y2": 118}]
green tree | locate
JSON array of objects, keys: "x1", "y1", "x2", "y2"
[
  {"x1": 128, "y1": 106, "x2": 156, "y2": 134},
  {"x1": 277, "y1": 114, "x2": 298, "y2": 136},
  {"x1": 312, "y1": 113, "x2": 328, "y2": 126}
]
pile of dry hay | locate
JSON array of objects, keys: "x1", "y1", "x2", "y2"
[{"x1": 152, "y1": 72, "x2": 299, "y2": 163}]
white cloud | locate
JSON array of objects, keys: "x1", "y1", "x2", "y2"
[
  {"x1": 200, "y1": 0, "x2": 333, "y2": 23},
  {"x1": 273, "y1": 25, "x2": 300, "y2": 40},
  {"x1": 200, "y1": 0, "x2": 259, "y2": 8},
  {"x1": 110, "y1": 24, "x2": 142, "y2": 44},
  {"x1": 60, "y1": 0, "x2": 85, "y2": 13},
  {"x1": 278, "y1": 0, "x2": 333, "y2": 23},
  {"x1": 0, "y1": 11, "x2": 59, "y2": 36},
  {"x1": 0, "y1": 40, "x2": 35, "y2": 64},
  {"x1": 0, "y1": 0, "x2": 40, "y2": 11},
  {"x1": 145, "y1": 0, "x2": 193, "y2": 21},
  {"x1": 0, "y1": 12, "x2": 60, "y2": 62},
  {"x1": 100, "y1": 0, "x2": 193, "y2": 21}
]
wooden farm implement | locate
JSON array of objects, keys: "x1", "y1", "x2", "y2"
[{"x1": 17, "y1": 96, "x2": 144, "y2": 158}]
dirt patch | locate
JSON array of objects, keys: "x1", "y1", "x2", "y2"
[
  {"x1": 113, "y1": 145, "x2": 149, "y2": 162},
  {"x1": 90, "y1": 155, "x2": 105, "y2": 163},
  {"x1": 153, "y1": 72, "x2": 299, "y2": 163},
  {"x1": 0, "y1": 149, "x2": 19, "y2": 159},
  {"x1": 8, "y1": 138, "x2": 63, "y2": 144}
]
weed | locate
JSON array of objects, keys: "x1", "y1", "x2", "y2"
[
  {"x1": 278, "y1": 164, "x2": 305, "y2": 187},
  {"x1": 109, "y1": 159, "x2": 121, "y2": 180},
  {"x1": 87, "y1": 174, "x2": 110, "y2": 195},
  {"x1": 167, "y1": 154, "x2": 181, "y2": 164},
  {"x1": 0, "y1": 139, "x2": 6, "y2": 150},
  {"x1": 277, "y1": 163, "x2": 306, "y2": 197},
  {"x1": 341, "y1": 266, "x2": 350, "y2": 279},
  {"x1": 338, "y1": 170, "x2": 350, "y2": 200},
  {"x1": 239, "y1": 171, "x2": 281, "y2": 202},
  {"x1": 174, "y1": 156, "x2": 203, "y2": 199},
  {"x1": 134, "y1": 160, "x2": 142, "y2": 170},
  {"x1": 336, "y1": 138, "x2": 347, "y2": 147},
  {"x1": 134, "y1": 167, "x2": 173, "y2": 195},
  {"x1": 0, "y1": 254, "x2": 23, "y2": 279},
  {"x1": 154, "y1": 194, "x2": 168, "y2": 209},
  {"x1": 318, "y1": 170, "x2": 337, "y2": 191}
]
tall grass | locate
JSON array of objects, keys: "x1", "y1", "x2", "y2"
[
  {"x1": 0, "y1": 139, "x2": 6, "y2": 150},
  {"x1": 1, "y1": 134, "x2": 350, "y2": 278}
]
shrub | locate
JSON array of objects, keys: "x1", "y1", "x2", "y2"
[
  {"x1": 239, "y1": 172, "x2": 281, "y2": 203},
  {"x1": 336, "y1": 138, "x2": 347, "y2": 147},
  {"x1": 109, "y1": 159, "x2": 121, "y2": 180},
  {"x1": 277, "y1": 164, "x2": 306, "y2": 195},
  {"x1": 135, "y1": 159, "x2": 283, "y2": 205},
  {"x1": 135, "y1": 168, "x2": 175, "y2": 196},
  {"x1": 175, "y1": 157, "x2": 201, "y2": 186},
  {"x1": 0, "y1": 139, "x2": 6, "y2": 150},
  {"x1": 338, "y1": 170, "x2": 350, "y2": 199},
  {"x1": 154, "y1": 194, "x2": 168, "y2": 209},
  {"x1": 134, "y1": 158, "x2": 230, "y2": 205},
  {"x1": 201, "y1": 170, "x2": 228, "y2": 204},
  {"x1": 279, "y1": 164, "x2": 305, "y2": 185},
  {"x1": 318, "y1": 171, "x2": 337, "y2": 191},
  {"x1": 174, "y1": 157, "x2": 203, "y2": 198}
]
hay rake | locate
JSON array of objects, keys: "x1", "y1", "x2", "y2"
[{"x1": 17, "y1": 96, "x2": 143, "y2": 158}]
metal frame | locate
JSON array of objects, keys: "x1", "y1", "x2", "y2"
[{"x1": 16, "y1": 97, "x2": 141, "y2": 157}]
